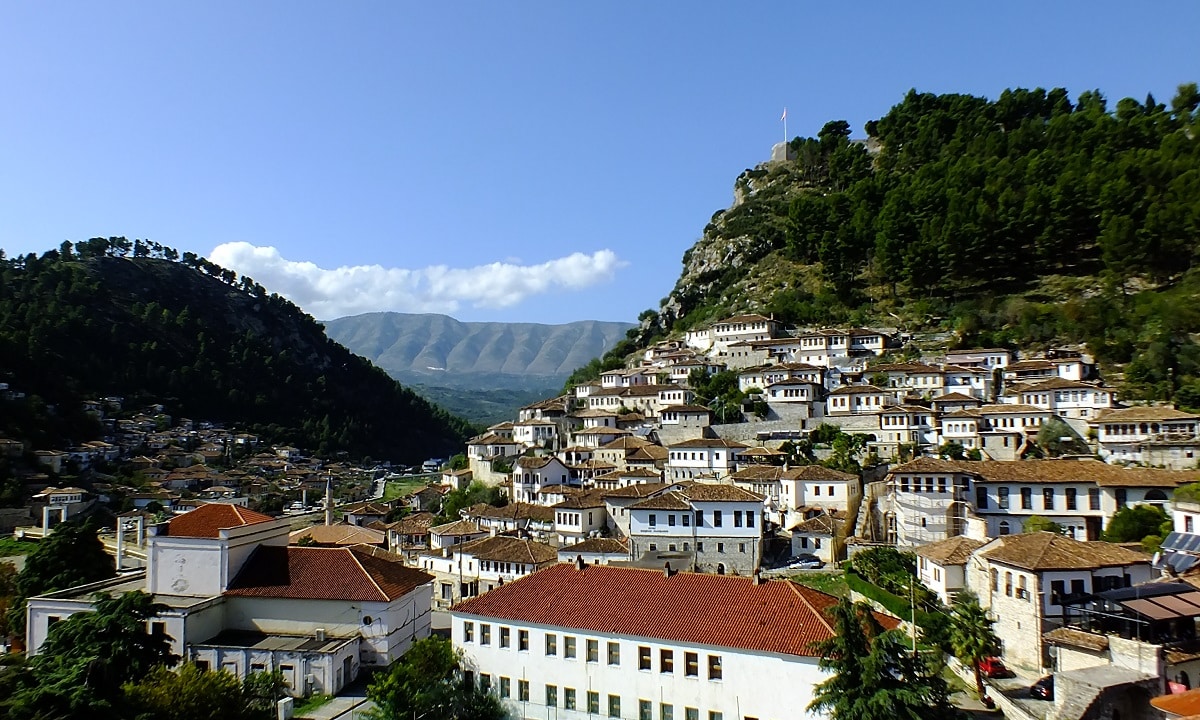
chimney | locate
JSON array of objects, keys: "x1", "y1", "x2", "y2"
[
  {"x1": 663, "y1": 561, "x2": 673, "y2": 578},
  {"x1": 576, "y1": 554, "x2": 586, "y2": 571},
  {"x1": 490, "y1": 525, "x2": 499, "y2": 537},
  {"x1": 752, "y1": 570, "x2": 763, "y2": 585}
]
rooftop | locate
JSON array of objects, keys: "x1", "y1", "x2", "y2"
[
  {"x1": 452, "y1": 563, "x2": 897, "y2": 657},
  {"x1": 225, "y1": 545, "x2": 433, "y2": 602},
  {"x1": 981, "y1": 532, "x2": 1149, "y2": 571},
  {"x1": 165, "y1": 503, "x2": 275, "y2": 538},
  {"x1": 914, "y1": 536, "x2": 987, "y2": 565}
]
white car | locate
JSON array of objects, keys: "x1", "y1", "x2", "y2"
[{"x1": 787, "y1": 555, "x2": 824, "y2": 570}]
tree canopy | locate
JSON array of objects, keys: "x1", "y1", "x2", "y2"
[
  {"x1": 6, "y1": 521, "x2": 115, "y2": 641},
  {"x1": 808, "y1": 599, "x2": 957, "y2": 720},
  {"x1": 366, "y1": 636, "x2": 506, "y2": 720},
  {"x1": 1102, "y1": 503, "x2": 1172, "y2": 547},
  {"x1": 950, "y1": 593, "x2": 1001, "y2": 699}
]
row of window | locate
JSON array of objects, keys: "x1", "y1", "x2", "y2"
[
  {"x1": 982, "y1": 486, "x2": 1100, "y2": 512},
  {"x1": 647, "y1": 510, "x2": 756, "y2": 529},
  {"x1": 646, "y1": 541, "x2": 747, "y2": 555},
  {"x1": 462, "y1": 623, "x2": 722, "y2": 678},
  {"x1": 668, "y1": 451, "x2": 726, "y2": 461}
]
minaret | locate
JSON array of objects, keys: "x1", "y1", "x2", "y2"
[{"x1": 324, "y1": 475, "x2": 333, "y2": 526}]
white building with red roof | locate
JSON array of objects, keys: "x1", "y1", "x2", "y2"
[
  {"x1": 451, "y1": 562, "x2": 897, "y2": 720},
  {"x1": 24, "y1": 503, "x2": 434, "y2": 697}
]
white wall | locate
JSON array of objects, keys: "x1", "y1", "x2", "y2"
[{"x1": 452, "y1": 613, "x2": 828, "y2": 720}]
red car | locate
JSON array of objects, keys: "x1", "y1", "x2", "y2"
[{"x1": 979, "y1": 657, "x2": 1012, "y2": 678}]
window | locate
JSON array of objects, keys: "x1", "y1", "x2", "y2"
[
  {"x1": 588, "y1": 691, "x2": 600, "y2": 714},
  {"x1": 747, "y1": 511, "x2": 754, "y2": 528},
  {"x1": 734, "y1": 511, "x2": 743, "y2": 527},
  {"x1": 1089, "y1": 487, "x2": 1101, "y2": 510},
  {"x1": 991, "y1": 569, "x2": 999, "y2": 592},
  {"x1": 546, "y1": 684, "x2": 558, "y2": 707},
  {"x1": 708, "y1": 655, "x2": 722, "y2": 680},
  {"x1": 650, "y1": 513, "x2": 657, "y2": 527},
  {"x1": 1116, "y1": 488, "x2": 1127, "y2": 508},
  {"x1": 696, "y1": 542, "x2": 704, "y2": 552},
  {"x1": 998, "y1": 521, "x2": 1010, "y2": 536},
  {"x1": 1188, "y1": 516, "x2": 1195, "y2": 533},
  {"x1": 251, "y1": 662, "x2": 266, "y2": 673},
  {"x1": 1071, "y1": 578, "x2": 1086, "y2": 596},
  {"x1": 660, "y1": 649, "x2": 674, "y2": 673},
  {"x1": 976, "y1": 486, "x2": 988, "y2": 509},
  {"x1": 480, "y1": 674, "x2": 491, "y2": 692},
  {"x1": 608, "y1": 641, "x2": 620, "y2": 665},
  {"x1": 565, "y1": 688, "x2": 577, "y2": 710},
  {"x1": 518, "y1": 629, "x2": 529, "y2": 651},
  {"x1": 463, "y1": 621, "x2": 474, "y2": 642},
  {"x1": 1020, "y1": 487, "x2": 1032, "y2": 509},
  {"x1": 696, "y1": 510, "x2": 704, "y2": 526},
  {"x1": 1051, "y1": 580, "x2": 1065, "y2": 604},
  {"x1": 587, "y1": 639, "x2": 599, "y2": 662},
  {"x1": 669, "y1": 514, "x2": 676, "y2": 527},
  {"x1": 1005, "y1": 572, "x2": 1013, "y2": 597},
  {"x1": 609, "y1": 694, "x2": 621, "y2": 718},
  {"x1": 998, "y1": 487, "x2": 1009, "y2": 509},
  {"x1": 480, "y1": 624, "x2": 490, "y2": 645},
  {"x1": 518, "y1": 680, "x2": 529, "y2": 702},
  {"x1": 546, "y1": 633, "x2": 557, "y2": 656},
  {"x1": 639, "y1": 645, "x2": 651, "y2": 670},
  {"x1": 499, "y1": 677, "x2": 511, "y2": 698},
  {"x1": 661, "y1": 703, "x2": 674, "y2": 720},
  {"x1": 1018, "y1": 575, "x2": 1028, "y2": 600},
  {"x1": 717, "y1": 542, "x2": 724, "y2": 553},
  {"x1": 564, "y1": 635, "x2": 576, "y2": 659},
  {"x1": 640, "y1": 699, "x2": 653, "y2": 720},
  {"x1": 1066, "y1": 488, "x2": 1077, "y2": 510},
  {"x1": 682, "y1": 514, "x2": 690, "y2": 527},
  {"x1": 500, "y1": 626, "x2": 510, "y2": 648},
  {"x1": 686, "y1": 709, "x2": 699, "y2": 720},
  {"x1": 714, "y1": 510, "x2": 723, "y2": 527},
  {"x1": 685, "y1": 652, "x2": 698, "y2": 677},
  {"x1": 1043, "y1": 487, "x2": 1054, "y2": 510},
  {"x1": 709, "y1": 713, "x2": 723, "y2": 720}
]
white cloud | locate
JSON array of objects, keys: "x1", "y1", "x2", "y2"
[{"x1": 208, "y1": 241, "x2": 626, "y2": 319}]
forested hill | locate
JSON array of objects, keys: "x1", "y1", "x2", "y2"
[
  {"x1": 0, "y1": 238, "x2": 473, "y2": 460},
  {"x1": 628, "y1": 84, "x2": 1200, "y2": 403}
]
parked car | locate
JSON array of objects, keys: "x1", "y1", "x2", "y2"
[
  {"x1": 787, "y1": 554, "x2": 824, "y2": 570},
  {"x1": 1030, "y1": 675, "x2": 1054, "y2": 700},
  {"x1": 979, "y1": 656, "x2": 1012, "y2": 679}
]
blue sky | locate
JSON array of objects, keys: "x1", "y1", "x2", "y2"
[{"x1": 1, "y1": 2, "x2": 1197, "y2": 323}]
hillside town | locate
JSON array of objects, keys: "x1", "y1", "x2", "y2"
[{"x1": 10, "y1": 313, "x2": 1200, "y2": 719}]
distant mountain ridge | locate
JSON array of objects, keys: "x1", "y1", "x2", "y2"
[{"x1": 324, "y1": 312, "x2": 635, "y2": 392}]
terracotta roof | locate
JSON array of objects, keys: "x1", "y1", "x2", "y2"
[
  {"x1": 679, "y1": 482, "x2": 764, "y2": 503},
  {"x1": 514, "y1": 456, "x2": 560, "y2": 469},
  {"x1": 828, "y1": 384, "x2": 886, "y2": 395},
  {"x1": 572, "y1": 409, "x2": 618, "y2": 418},
  {"x1": 980, "y1": 532, "x2": 1149, "y2": 571},
  {"x1": 430, "y1": 519, "x2": 485, "y2": 536},
  {"x1": 870, "y1": 362, "x2": 942, "y2": 373},
  {"x1": 340, "y1": 501, "x2": 390, "y2": 515},
  {"x1": 289, "y1": 524, "x2": 385, "y2": 546},
  {"x1": 626, "y1": 445, "x2": 669, "y2": 461},
  {"x1": 574, "y1": 426, "x2": 632, "y2": 436},
  {"x1": 1151, "y1": 687, "x2": 1200, "y2": 716},
  {"x1": 737, "y1": 446, "x2": 786, "y2": 457},
  {"x1": 389, "y1": 512, "x2": 437, "y2": 534},
  {"x1": 970, "y1": 459, "x2": 1198, "y2": 487},
  {"x1": 978, "y1": 403, "x2": 1049, "y2": 414},
  {"x1": 887, "y1": 457, "x2": 973, "y2": 475},
  {"x1": 601, "y1": 482, "x2": 676, "y2": 499},
  {"x1": 1094, "y1": 406, "x2": 1199, "y2": 423},
  {"x1": 553, "y1": 491, "x2": 608, "y2": 509},
  {"x1": 716, "y1": 313, "x2": 773, "y2": 324},
  {"x1": 458, "y1": 536, "x2": 558, "y2": 565},
  {"x1": 598, "y1": 436, "x2": 653, "y2": 450},
  {"x1": 453, "y1": 563, "x2": 897, "y2": 657},
  {"x1": 1021, "y1": 377, "x2": 1101, "y2": 391},
  {"x1": 731, "y1": 465, "x2": 856, "y2": 482},
  {"x1": 661, "y1": 405, "x2": 712, "y2": 414},
  {"x1": 226, "y1": 545, "x2": 433, "y2": 602},
  {"x1": 1042, "y1": 627, "x2": 1110, "y2": 652},
  {"x1": 560, "y1": 538, "x2": 628, "y2": 555},
  {"x1": 629, "y1": 493, "x2": 693, "y2": 511},
  {"x1": 932, "y1": 392, "x2": 981, "y2": 404},
  {"x1": 790, "y1": 513, "x2": 842, "y2": 535},
  {"x1": 462, "y1": 502, "x2": 554, "y2": 523},
  {"x1": 166, "y1": 503, "x2": 275, "y2": 538},
  {"x1": 914, "y1": 536, "x2": 986, "y2": 565},
  {"x1": 668, "y1": 438, "x2": 748, "y2": 449}
]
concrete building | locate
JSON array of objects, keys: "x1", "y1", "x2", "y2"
[
  {"x1": 626, "y1": 483, "x2": 765, "y2": 575},
  {"x1": 451, "y1": 562, "x2": 897, "y2": 720}
]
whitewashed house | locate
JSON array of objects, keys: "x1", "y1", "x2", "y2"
[
  {"x1": 665, "y1": 438, "x2": 746, "y2": 481},
  {"x1": 511, "y1": 456, "x2": 576, "y2": 504},
  {"x1": 1091, "y1": 406, "x2": 1200, "y2": 469},
  {"x1": 627, "y1": 482, "x2": 764, "y2": 575},
  {"x1": 419, "y1": 535, "x2": 557, "y2": 608},
  {"x1": 451, "y1": 563, "x2": 892, "y2": 720}
]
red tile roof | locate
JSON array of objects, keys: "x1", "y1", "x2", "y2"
[
  {"x1": 166, "y1": 503, "x2": 275, "y2": 538},
  {"x1": 225, "y1": 545, "x2": 434, "y2": 602},
  {"x1": 452, "y1": 563, "x2": 897, "y2": 657}
]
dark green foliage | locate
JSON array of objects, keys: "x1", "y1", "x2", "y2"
[
  {"x1": 1102, "y1": 504, "x2": 1171, "y2": 543},
  {"x1": 0, "y1": 240, "x2": 472, "y2": 460},
  {"x1": 0, "y1": 591, "x2": 177, "y2": 720},
  {"x1": 437, "y1": 481, "x2": 508, "y2": 523},
  {"x1": 808, "y1": 599, "x2": 958, "y2": 720},
  {"x1": 366, "y1": 636, "x2": 507, "y2": 720},
  {"x1": 1036, "y1": 417, "x2": 1090, "y2": 456},
  {"x1": 950, "y1": 593, "x2": 1001, "y2": 699},
  {"x1": 6, "y1": 521, "x2": 115, "y2": 640},
  {"x1": 1023, "y1": 515, "x2": 1066, "y2": 534},
  {"x1": 624, "y1": 84, "x2": 1200, "y2": 405},
  {"x1": 125, "y1": 663, "x2": 247, "y2": 720}
]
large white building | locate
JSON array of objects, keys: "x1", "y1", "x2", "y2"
[
  {"x1": 451, "y1": 562, "x2": 896, "y2": 720},
  {"x1": 626, "y1": 482, "x2": 765, "y2": 575},
  {"x1": 25, "y1": 503, "x2": 434, "y2": 696}
]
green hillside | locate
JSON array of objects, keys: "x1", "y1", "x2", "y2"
[
  {"x1": 0, "y1": 239, "x2": 473, "y2": 460},
  {"x1": 623, "y1": 84, "x2": 1200, "y2": 403}
]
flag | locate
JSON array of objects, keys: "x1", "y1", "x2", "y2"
[{"x1": 780, "y1": 108, "x2": 787, "y2": 122}]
